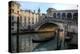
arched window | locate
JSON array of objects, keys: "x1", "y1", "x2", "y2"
[
  {"x1": 53, "y1": 13, "x2": 56, "y2": 18},
  {"x1": 73, "y1": 13, "x2": 78, "y2": 21},
  {"x1": 36, "y1": 17, "x2": 37, "y2": 23},
  {"x1": 24, "y1": 16, "x2": 26, "y2": 26},
  {"x1": 28, "y1": 17, "x2": 30, "y2": 24},
  {"x1": 11, "y1": 9, "x2": 14, "y2": 13},
  {"x1": 62, "y1": 13, "x2": 66, "y2": 19},
  {"x1": 17, "y1": 11, "x2": 19, "y2": 14},
  {"x1": 20, "y1": 16, "x2": 22, "y2": 22},
  {"x1": 28, "y1": 25, "x2": 31, "y2": 29},
  {"x1": 11, "y1": 15, "x2": 14, "y2": 20},
  {"x1": 20, "y1": 16, "x2": 22, "y2": 25},
  {"x1": 32, "y1": 17, "x2": 34, "y2": 24},
  {"x1": 11, "y1": 2, "x2": 14, "y2": 7},
  {"x1": 67, "y1": 13, "x2": 72, "y2": 20},
  {"x1": 57, "y1": 13, "x2": 60, "y2": 18}
]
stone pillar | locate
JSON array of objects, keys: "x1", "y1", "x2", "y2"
[
  {"x1": 29, "y1": 36, "x2": 32, "y2": 52},
  {"x1": 65, "y1": 12, "x2": 67, "y2": 20},
  {"x1": 72, "y1": 13, "x2": 73, "y2": 19},
  {"x1": 59, "y1": 28, "x2": 65, "y2": 49},
  {"x1": 60, "y1": 12, "x2": 62, "y2": 19},
  {"x1": 56, "y1": 12, "x2": 58, "y2": 19},
  {"x1": 56, "y1": 28, "x2": 61, "y2": 49}
]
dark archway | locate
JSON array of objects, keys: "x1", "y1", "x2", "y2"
[
  {"x1": 62, "y1": 13, "x2": 66, "y2": 19},
  {"x1": 33, "y1": 23, "x2": 59, "y2": 42},
  {"x1": 53, "y1": 13, "x2": 56, "y2": 18},
  {"x1": 73, "y1": 13, "x2": 78, "y2": 22},
  {"x1": 67, "y1": 13, "x2": 72, "y2": 20},
  {"x1": 38, "y1": 23, "x2": 58, "y2": 31},
  {"x1": 57, "y1": 13, "x2": 60, "y2": 18}
]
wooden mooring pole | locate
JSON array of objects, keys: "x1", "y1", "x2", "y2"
[{"x1": 16, "y1": 16, "x2": 19, "y2": 52}]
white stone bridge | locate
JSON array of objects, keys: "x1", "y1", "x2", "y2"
[{"x1": 33, "y1": 16, "x2": 77, "y2": 33}]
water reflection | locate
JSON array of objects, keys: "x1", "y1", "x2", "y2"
[
  {"x1": 32, "y1": 31, "x2": 56, "y2": 41},
  {"x1": 11, "y1": 31, "x2": 57, "y2": 52}
]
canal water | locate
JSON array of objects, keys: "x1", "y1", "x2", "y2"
[{"x1": 11, "y1": 31, "x2": 65, "y2": 52}]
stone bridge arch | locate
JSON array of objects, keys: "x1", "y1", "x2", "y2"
[
  {"x1": 34, "y1": 21, "x2": 65, "y2": 48},
  {"x1": 35, "y1": 21, "x2": 65, "y2": 42},
  {"x1": 35, "y1": 21, "x2": 64, "y2": 31}
]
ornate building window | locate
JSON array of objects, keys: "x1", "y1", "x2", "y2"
[
  {"x1": 32, "y1": 17, "x2": 34, "y2": 24},
  {"x1": 17, "y1": 11, "x2": 19, "y2": 14},
  {"x1": 67, "y1": 13, "x2": 72, "y2": 20},
  {"x1": 11, "y1": 2, "x2": 14, "y2": 7},
  {"x1": 20, "y1": 16, "x2": 22, "y2": 25},
  {"x1": 73, "y1": 13, "x2": 78, "y2": 23},
  {"x1": 28, "y1": 17, "x2": 30, "y2": 25},
  {"x1": 11, "y1": 27, "x2": 14, "y2": 30},
  {"x1": 28, "y1": 25, "x2": 31, "y2": 29},
  {"x1": 36, "y1": 16, "x2": 37, "y2": 23},
  {"x1": 11, "y1": 9, "x2": 14, "y2": 13},
  {"x1": 17, "y1": 6, "x2": 19, "y2": 9},
  {"x1": 73, "y1": 13, "x2": 78, "y2": 20},
  {"x1": 11, "y1": 22, "x2": 14, "y2": 26},
  {"x1": 24, "y1": 16, "x2": 26, "y2": 26},
  {"x1": 62, "y1": 13, "x2": 66, "y2": 19},
  {"x1": 57, "y1": 13, "x2": 60, "y2": 18},
  {"x1": 11, "y1": 15, "x2": 14, "y2": 20},
  {"x1": 53, "y1": 13, "x2": 56, "y2": 18},
  {"x1": 11, "y1": 16, "x2": 17, "y2": 22}
]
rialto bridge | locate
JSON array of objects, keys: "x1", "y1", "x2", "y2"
[
  {"x1": 32, "y1": 9, "x2": 78, "y2": 49},
  {"x1": 33, "y1": 9, "x2": 78, "y2": 33}
]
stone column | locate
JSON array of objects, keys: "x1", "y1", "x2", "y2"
[
  {"x1": 56, "y1": 28, "x2": 61, "y2": 49},
  {"x1": 56, "y1": 12, "x2": 58, "y2": 19},
  {"x1": 59, "y1": 28, "x2": 65, "y2": 49},
  {"x1": 29, "y1": 35, "x2": 33, "y2": 52},
  {"x1": 65, "y1": 12, "x2": 67, "y2": 20},
  {"x1": 60, "y1": 12, "x2": 62, "y2": 19},
  {"x1": 72, "y1": 12, "x2": 73, "y2": 19}
]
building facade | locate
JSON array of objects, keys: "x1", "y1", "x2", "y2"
[
  {"x1": 20, "y1": 9, "x2": 40, "y2": 30},
  {"x1": 9, "y1": 1, "x2": 41, "y2": 32},
  {"x1": 9, "y1": 1, "x2": 20, "y2": 32}
]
